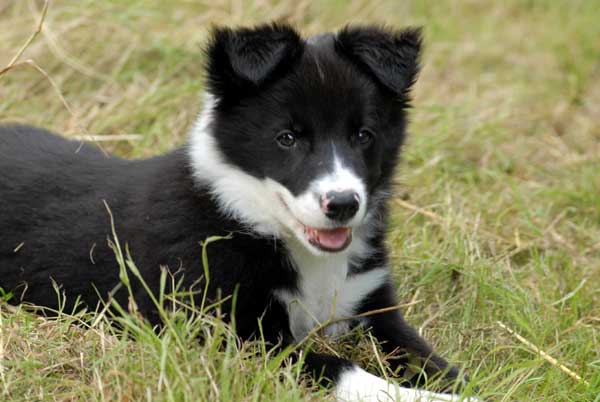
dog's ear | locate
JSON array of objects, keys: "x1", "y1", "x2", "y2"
[
  {"x1": 335, "y1": 26, "x2": 422, "y2": 97},
  {"x1": 206, "y1": 23, "x2": 303, "y2": 100}
]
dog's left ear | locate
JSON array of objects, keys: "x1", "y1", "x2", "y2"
[
  {"x1": 335, "y1": 26, "x2": 422, "y2": 97},
  {"x1": 206, "y1": 23, "x2": 303, "y2": 101}
]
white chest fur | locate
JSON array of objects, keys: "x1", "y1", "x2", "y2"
[{"x1": 275, "y1": 242, "x2": 388, "y2": 342}]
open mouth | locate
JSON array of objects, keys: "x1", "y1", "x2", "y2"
[
  {"x1": 276, "y1": 193, "x2": 353, "y2": 253},
  {"x1": 305, "y1": 226, "x2": 352, "y2": 252}
]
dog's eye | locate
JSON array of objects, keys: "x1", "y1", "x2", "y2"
[
  {"x1": 356, "y1": 128, "x2": 375, "y2": 145},
  {"x1": 276, "y1": 130, "x2": 297, "y2": 148}
]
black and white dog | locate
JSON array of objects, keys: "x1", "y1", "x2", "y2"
[{"x1": 0, "y1": 24, "x2": 479, "y2": 401}]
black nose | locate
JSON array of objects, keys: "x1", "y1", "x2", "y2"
[{"x1": 321, "y1": 191, "x2": 360, "y2": 222}]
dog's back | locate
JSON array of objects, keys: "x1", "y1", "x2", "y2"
[
  {"x1": 0, "y1": 125, "x2": 123, "y2": 202},
  {"x1": 0, "y1": 126, "x2": 135, "y2": 309}
]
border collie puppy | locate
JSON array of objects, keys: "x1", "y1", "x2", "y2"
[{"x1": 0, "y1": 24, "x2": 479, "y2": 402}]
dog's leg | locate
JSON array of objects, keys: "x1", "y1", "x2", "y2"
[
  {"x1": 358, "y1": 280, "x2": 476, "y2": 391},
  {"x1": 302, "y1": 352, "x2": 476, "y2": 402}
]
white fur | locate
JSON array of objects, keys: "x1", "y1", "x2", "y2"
[
  {"x1": 275, "y1": 251, "x2": 388, "y2": 341},
  {"x1": 336, "y1": 367, "x2": 482, "y2": 402}
]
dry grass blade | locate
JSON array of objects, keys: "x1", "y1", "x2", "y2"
[
  {"x1": 296, "y1": 301, "x2": 421, "y2": 349},
  {"x1": 0, "y1": 0, "x2": 48, "y2": 76},
  {"x1": 3, "y1": 59, "x2": 87, "y2": 133},
  {"x1": 497, "y1": 321, "x2": 590, "y2": 387},
  {"x1": 71, "y1": 134, "x2": 143, "y2": 142}
]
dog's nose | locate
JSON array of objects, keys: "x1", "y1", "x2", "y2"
[{"x1": 320, "y1": 191, "x2": 360, "y2": 222}]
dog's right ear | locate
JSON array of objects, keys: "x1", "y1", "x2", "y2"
[{"x1": 205, "y1": 23, "x2": 303, "y2": 102}]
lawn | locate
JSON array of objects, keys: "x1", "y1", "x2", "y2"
[{"x1": 1, "y1": 1, "x2": 599, "y2": 401}]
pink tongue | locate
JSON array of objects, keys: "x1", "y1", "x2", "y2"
[{"x1": 314, "y1": 227, "x2": 350, "y2": 249}]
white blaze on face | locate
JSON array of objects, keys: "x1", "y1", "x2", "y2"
[
  {"x1": 297, "y1": 155, "x2": 367, "y2": 223},
  {"x1": 314, "y1": 155, "x2": 367, "y2": 205}
]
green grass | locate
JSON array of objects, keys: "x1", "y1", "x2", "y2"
[{"x1": 1, "y1": 0, "x2": 599, "y2": 401}]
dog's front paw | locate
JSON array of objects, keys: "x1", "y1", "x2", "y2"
[
  {"x1": 335, "y1": 367, "x2": 481, "y2": 402},
  {"x1": 335, "y1": 367, "x2": 394, "y2": 402}
]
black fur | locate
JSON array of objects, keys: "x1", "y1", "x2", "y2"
[
  {"x1": 336, "y1": 25, "x2": 422, "y2": 97},
  {"x1": 0, "y1": 23, "x2": 469, "y2": 396},
  {"x1": 206, "y1": 23, "x2": 303, "y2": 106}
]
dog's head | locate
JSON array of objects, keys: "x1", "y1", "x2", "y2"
[{"x1": 190, "y1": 23, "x2": 421, "y2": 256}]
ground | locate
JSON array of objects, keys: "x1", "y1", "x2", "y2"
[{"x1": 1, "y1": 1, "x2": 599, "y2": 401}]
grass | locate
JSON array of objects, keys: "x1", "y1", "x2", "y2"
[{"x1": 1, "y1": 0, "x2": 599, "y2": 401}]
